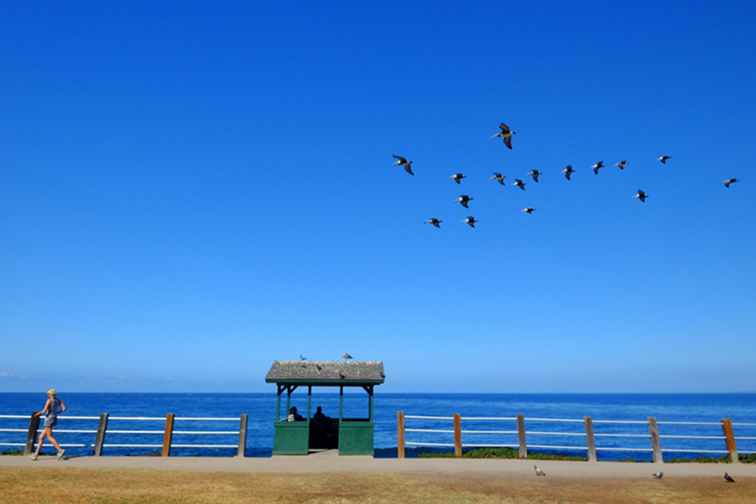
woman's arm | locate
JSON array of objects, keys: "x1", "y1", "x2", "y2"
[
  {"x1": 59, "y1": 400, "x2": 67, "y2": 413},
  {"x1": 34, "y1": 398, "x2": 52, "y2": 417}
]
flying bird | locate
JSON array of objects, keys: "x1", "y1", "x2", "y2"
[
  {"x1": 514, "y1": 179, "x2": 526, "y2": 191},
  {"x1": 658, "y1": 154, "x2": 671, "y2": 165},
  {"x1": 562, "y1": 165, "x2": 575, "y2": 181},
  {"x1": 491, "y1": 172, "x2": 506, "y2": 185},
  {"x1": 492, "y1": 122, "x2": 515, "y2": 149},
  {"x1": 592, "y1": 160, "x2": 604, "y2": 175},
  {"x1": 392, "y1": 154, "x2": 414, "y2": 175},
  {"x1": 616, "y1": 160, "x2": 628, "y2": 170},
  {"x1": 341, "y1": 353, "x2": 353, "y2": 361},
  {"x1": 723, "y1": 178, "x2": 738, "y2": 188},
  {"x1": 522, "y1": 207, "x2": 535, "y2": 214},
  {"x1": 457, "y1": 195, "x2": 473, "y2": 208},
  {"x1": 464, "y1": 216, "x2": 477, "y2": 228},
  {"x1": 635, "y1": 189, "x2": 648, "y2": 203},
  {"x1": 652, "y1": 471, "x2": 664, "y2": 480},
  {"x1": 724, "y1": 472, "x2": 735, "y2": 483},
  {"x1": 529, "y1": 169, "x2": 541, "y2": 183},
  {"x1": 534, "y1": 465, "x2": 546, "y2": 477},
  {"x1": 426, "y1": 218, "x2": 442, "y2": 228},
  {"x1": 451, "y1": 173, "x2": 465, "y2": 184}
]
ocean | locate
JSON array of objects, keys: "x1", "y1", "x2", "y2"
[{"x1": 2, "y1": 393, "x2": 756, "y2": 460}]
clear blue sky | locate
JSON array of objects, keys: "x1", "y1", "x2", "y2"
[{"x1": 2, "y1": 1, "x2": 755, "y2": 393}]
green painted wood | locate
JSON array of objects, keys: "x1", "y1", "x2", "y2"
[
  {"x1": 338, "y1": 421, "x2": 374, "y2": 456},
  {"x1": 273, "y1": 421, "x2": 310, "y2": 455}
]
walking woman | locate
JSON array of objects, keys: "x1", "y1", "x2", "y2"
[{"x1": 31, "y1": 388, "x2": 67, "y2": 461}]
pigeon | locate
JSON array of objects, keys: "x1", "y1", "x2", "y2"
[
  {"x1": 562, "y1": 165, "x2": 575, "y2": 181},
  {"x1": 529, "y1": 169, "x2": 541, "y2": 183},
  {"x1": 724, "y1": 472, "x2": 735, "y2": 483},
  {"x1": 635, "y1": 189, "x2": 647, "y2": 203},
  {"x1": 652, "y1": 471, "x2": 664, "y2": 479},
  {"x1": 341, "y1": 353, "x2": 353, "y2": 360},
  {"x1": 464, "y1": 216, "x2": 477, "y2": 228},
  {"x1": 514, "y1": 179, "x2": 526, "y2": 191},
  {"x1": 723, "y1": 178, "x2": 738, "y2": 188},
  {"x1": 658, "y1": 154, "x2": 671, "y2": 165},
  {"x1": 426, "y1": 218, "x2": 442, "y2": 228},
  {"x1": 492, "y1": 122, "x2": 515, "y2": 149},
  {"x1": 299, "y1": 354, "x2": 307, "y2": 361},
  {"x1": 392, "y1": 154, "x2": 414, "y2": 175},
  {"x1": 457, "y1": 194, "x2": 473, "y2": 208},
  {"x1": 491, "y1": 172, "x2": 506, "y2": 185},
  {"x1": 616, "y1": 160, "x2": 628, "y2": 171},
  {"x1": 451, "y1": 173, "x2": 465, "y2": 184},
  {"x1": 534, "y1": 465, "x2": 546, "y2": 477},
  {"x1": 522, "y1": 207, "x2": 535, "y2": 215},
  {"x1": 592, "y1": 160, "x2": 604, "y2": 175}
]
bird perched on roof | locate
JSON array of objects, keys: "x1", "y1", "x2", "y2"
[
  {"x1": 534, "y1": 465, "x2": 546, "y2": 477},
  {"x1": 491, "y1": 172, "x2": 506, "y2": 185},
  {"x1": 341, "y1": 353, "x2": 353, "y2": 361},
  {"x1": 652, "y1": 471, "x2": 664, "y2": 480},
  {"x1": 562, "y1": 165, "x2": 575, "y2": 181},
  {"x1": 724, "y1": 472, "x2": 735, "y2": 483},
  {"x1": 658, "y1": 154, "x2": 671, "y2": 165},
  {"x1": 299, "y1": 354, "x2": 307, "y2": 361},
  {"x1": 464, "y1": 216, "x2": 477, "y2": 228},
  {"x1": 723, "y1": 178, "x2": 738, "y2": 188},
  {"x1": 457, "y1": 194, "x2": 473, "y2": 208},
  {"x1": 522, "y1": 207, "x2": 535, "y2": 215},
  {"x1": 492, "y1": 122, "x2": 515, "y2": 149},
  {"x1": 616, "y1": 160, "x2": 628, "y2": 170},
  {"x1": 592, "y1": 160, "x2": 604, "y2": 175},
  {"x1": 635, "y1": 189, "x2": 648, "y2": 203},
  {"x1": 426, "y1": 218, "x2": 442, "y2": 228},
  {"x1": 529, "y1": 169, "x2": 541, "y2": 183},
  {"x1": 514, "y1": 179, "x2": 526, "y2": 191},
  {"x1": 392, "y1": 154, "x2": 414, "y2": 175},
  {"x1": 451, "y1": 173, "x2": 465, "y2": 184}
]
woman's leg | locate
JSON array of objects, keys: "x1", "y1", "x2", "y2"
[
  {"x1": 46, "y1": 428, "x2": 62, "y2": 451},
  {"x1": 32, "y1": 430, "x2": 45, "y2": 457}
]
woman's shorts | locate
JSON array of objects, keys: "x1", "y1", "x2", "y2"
[{"x1": 44, "y1": 417, "x2": 57, "y2": 429}]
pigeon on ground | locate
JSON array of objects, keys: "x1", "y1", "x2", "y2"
[
  {"x1": 529, "y1": 169, "x2": 541, "y2": 183},
  {"x1": 522, "y1": 207, "x2": 535, "y2": 214},
  {"x1": 635, "y1": 189, "x2": 647, "y2": 203},
  {"x1": 464, "y1": 216, "x2": 477, "y2": 228},
  {"x1": 342, "y1": 353, "x2": 353, "y2": 360},
  {"x1": 723, "y1": 178, "x2": 738, "y2": 188},
  {"x1": 426, "y1": 218, "x2": 442, "y2": 228},
  {"x1": 491, "y1": 172, "x2": 506, "y2": 185},
  {"x1": 457, "y1": 195, "x2": 473, "y2": 208},
  {"x1": 724, "y1": 472, "x2": 735, "y2": 483},
  {"x1": 592, "y1": 160, "x2": 604, "y2": 175},
  {"x1": 652, "y1": 471, "x2": 664, "y2": 479},
  {"x1": 451, "y1": 173, "x2": 465, "y2": 184},
  {"x1": 492, "y1": 123, "x2": 515, "y2": 149},
  {"x1": 534, "y1": 465, "x2": 546, "y2": 477},
  {"x1": 514, "y1": 179, "x2": 526, "y2": 191},
  {"x1": 392, "y1": 155, "x2": 414, "y2": 175},
  {"x1": 616, "y1": 160, "x2": 628, "y2": 170},
  {"x1": 562, "y1": 165, "x2": 575, "y2": 181},
  {"x1": 658, "y1": 154, "x2": 671, "y2": 165}
]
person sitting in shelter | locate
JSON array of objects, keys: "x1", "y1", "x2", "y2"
[
  {"x1": 312, "y1": 406, "x2": 329, "y2": 423},
  {"x1": 287, "y1": 406, "x2": 305, "y2": 422}
]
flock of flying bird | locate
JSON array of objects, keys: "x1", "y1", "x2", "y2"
[{"x1": 390, "y1": 122, "x2": 740, "y2": 229}]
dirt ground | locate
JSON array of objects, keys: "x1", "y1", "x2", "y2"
[{"x1": 1, "y1": 467, "x2": 754, "y2": 503}]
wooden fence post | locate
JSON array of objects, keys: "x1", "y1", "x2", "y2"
[
  {"x1": 517, "y1": 415, "x2": 527, "y2": 459},
  {"x1": 722, "y1": 418, "x2": 738, "y2": 463},
  {"x1": 584, "y1": 416, "x2": 597, "y2": 462},
  {"x1": 162, "y1": 413, "x2": 175, "y2": 457},
  {"x1": 237, "y1": 414, "x2": 248, "y2": 458},
  {"x1": 453, "y1": 413, "x2": 462, "y2": 457},
  {"x1": 24, "y1": 413, "x2": 40, "y2": 455},
  {"x1": 648, "y1": 417, "x2": 663, "y2": 463},
  {"x1": 397, "y1": 411, "x2": 405, "y2": 459},
  {"x1": 94, "y1": 413, "x2": 109, "y2": 456}
]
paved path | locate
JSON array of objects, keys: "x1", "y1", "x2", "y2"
[{"x1": 2, "y1": 452, "x2": 756, "y2": 479}]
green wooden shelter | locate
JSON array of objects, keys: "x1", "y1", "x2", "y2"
[{"x1": 265, "y1": 360, "x2": 385, "y2": 456}]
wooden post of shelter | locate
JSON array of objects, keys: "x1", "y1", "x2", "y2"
[
  {"x1": 397, "y1": 410, "x2": 405, "y2": 459},
  {"x1": 517, "y1": 415, "x2": 527, "y2": 459},
  {"x1": 24, "y1": 413, "x2": 40, "y2": 455},
  {"x1": 648, "y1": 417, "x2": 663, "y2": 463},
  {"x1": 721, "y1": 417, "x2": 738, "y2": 463},
  {"x1": 584, "y1": 416, "x2": 597, "y2": 462},
  {"x1": 94, "y1": 412, "x2": 109, "y2": 456},
  {"x1": 237, "y1": 414, "x2": 248, "y2": 458},
  {"x1": 453, "y1": 413, "x2": 462, "y2": 457},
  {"x1": 339, "y1": 386, "x2": 344, "y2": 420},
  {"x1": 162, "y1": 413, "x2": 175, "y2": 457}
]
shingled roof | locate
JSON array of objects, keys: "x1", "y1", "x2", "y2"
[{"x1": 265, "y1": 360, "x2": 385, "y2": 385}]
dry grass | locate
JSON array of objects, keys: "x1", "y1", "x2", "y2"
[{"x1": 1, "y1": 467, "x2": 755, "y2": 503}]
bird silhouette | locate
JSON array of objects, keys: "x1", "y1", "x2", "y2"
[
  {"x1": 392, "y1": 154, "x2": 414, "y2": 175},
  {"x1": 616, "y1": 160, "x2": 628, "y2": 170},
  {"x1": 492, "y1": 122, "x2": 515, "y2": 149},
  {"x1": 658, "y1": 154, "x2": 671, "y2": 165},
  {"x1": 529, "y1": 169, "x2": 541, "y2": 183},
  {"x1": 522, "y1": 207, "x2": 536, "y2": 215},
  {"x1": 451, "y1": 173, "x2": 465, "y2": 184},
  {"x1": 723, "y1": 178, "x2": 738, "y2": 188},
  {"x1": 426, "y1": 218, "x2": 442, "y2": 228},
  {"x1": 534, "y1": 465, "x2": 546, "y2": 477},
  {"x1": 652, "y1": 471, "x2": 664, "y2": 479},
  {"x1": 562, "y1": 165, "x2": 575, "y2": 181},
  {"x1": 724, "y1": 472, "x2": 735, "y2": 483},
  {"x1": 299, "y1": 354, "x2": 307, "y2": 361},
  {"x1": 464, "y1": 216, "x2": 477, "y2": 228},
  {"x1": 457, "y1": 195, "x2": 473, "y2": 208},
  {"x1": 592, "y1": 160, "x2": 604, "y2": 175},
  {"x1": 514, "y1": 179, "x2": 526, "y2": 191},
  {"x1": 635, "y1": 189, "x2": 648, "y2": 203},
  {"x1": 342, "y1": 353, "x2": 353, "y2": 360},
  {"x1": 491, "y1": 172, "x2": 506, "y2": 185}
]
